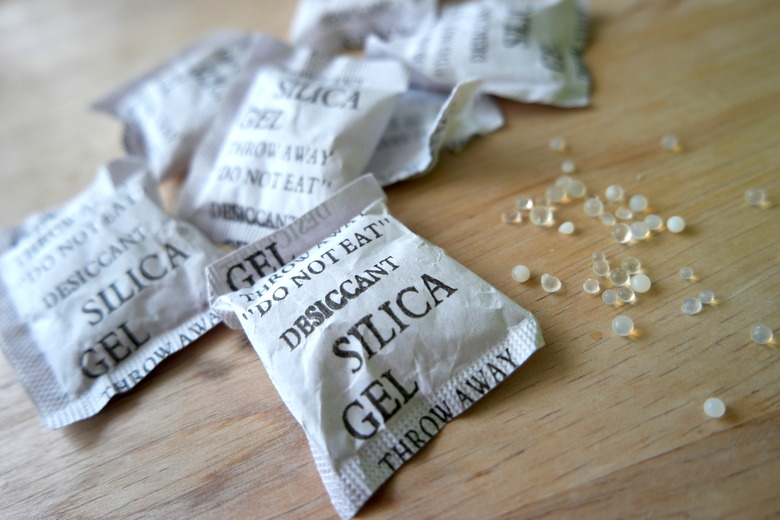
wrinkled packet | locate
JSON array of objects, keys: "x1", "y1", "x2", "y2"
[
  {"x1": 290, "y1": 0, "x2": 438, "y2": 53},
  {"x1": 0, "y1": 159, "x2": 224, "y2": 428},
  {"x1": 367, "y1": 79, "x2": 504, "y2": 186},
  {"x1": 207, "y1": 175, "x2": 543, "y2": 519},
  {"x1": 93, "y1": 31, "x2": 287, "y2": 180},
  {"x1": 365, "y1": 0, "x2": 590, "y2": 107},
  {"x1": 177, "y1": 46, "x2": 409, "y2": 247}
]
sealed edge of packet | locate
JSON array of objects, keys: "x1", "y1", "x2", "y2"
[
  {"x1": 0, "y1": 158, "x2": 224, "y2": 429},
  {"x1": 207, "y1": 174, "x2": 544, "y2": 519}
]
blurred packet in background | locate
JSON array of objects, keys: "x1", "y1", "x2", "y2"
[
  {"x1": 367, "y1": 78, "x2": 504, "y2": 186},
  {"x1": 290, "y1": 0, "x2": 438, "y2": 54},
  {"x1": 208, "y1": 175, "x2": 543, "y2": 519},
  {"x1": 177, "y1": 46, "x2": 409, "y2": 248},
  {"x1": 0, "y1": 159, "x2": 224, "y2": 429},
  {"x1": 93, "y1": 32, "x2": 291, "y2": 180},
  {"x1": 365, "y1": 0, "x2": 590, "y2": 107}
]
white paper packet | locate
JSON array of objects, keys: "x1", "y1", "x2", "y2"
[
  {"x1": 207, "y1": 175, "x2": 543, "y2": 519},
  {"x1": 365, "y1": 0, "x2": 590, "y2": 107},
  {"x1": 0, "y1": 158, "x2": 224, "y2": 429},
  {"x1": 290, "y1": 0, "x2": 438, "y2": 53},
  {"x1": 367, "y1": 79, "x2": 504, "y2": 186},
  {"x1": 92, "y1": 32, "x2": 290, "y2": 180},
  {"x1": 177, "y1": 48, "x2": 410, "y2": 248}
]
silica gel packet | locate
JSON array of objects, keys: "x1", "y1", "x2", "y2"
[
  {"x1": 177, "y1": 46, "x2": 409, "y2": 247},
  {"x1": 0, "y1": 159, "x2": 224, "y2": 428},
  {"x1": 365, "y1": 0, "x2": 590, "y2": 107},
  {"x1": 208, "y1": 175, "x2": 543, "y2": 519}
]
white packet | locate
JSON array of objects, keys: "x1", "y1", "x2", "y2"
[
  {"x1": 290, "y1": 0, "x2": 438, "y2": 53},
  {"x1": 365, "y1": 0, "x2": 590, "y2": 107},
  {"x1": 207, "y1": 175, "x2": 543, "y2": 519},
  {"x1": 367, "y1": 79, "x2": 504, "y2": 186},
  {"x1": 93, "y1": 32, "x2": 290, "y2": 180},
  {"x1": 0, "y1": 158, "x2": 224, "y2": 429},
  {"x1": 177, "y1": 48, "x2": 410, "y2": 248}
]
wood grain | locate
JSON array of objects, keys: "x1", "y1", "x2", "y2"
[{"x1": 1, "y1": 0, "x2": 779, "y2": 519}]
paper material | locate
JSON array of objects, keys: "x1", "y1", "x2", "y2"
[
  {"x1": 177, "y1": 47, "x2": 409, "y2": 248},
  {"x1": 365, "y1": 0, "x2": 590, "y2": 107},
  {"x1": 208, "y1": 175, "x2": 543, "y2": 519},
  {"x1": 0, "y1": 159, "x2": 224, "y2": 428}
]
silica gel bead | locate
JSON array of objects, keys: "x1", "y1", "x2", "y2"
[
  {"x1": 558, "y1": 221, "x2": 575, "y2": 235},
  {"x1": 617, "y1": 286, "x2": 635, "y2": 303},
  {"x1": 661, "y1": 134, "x2": 681, "y2": 152},
  {"x1": 546, "y1": 185, "x2": 567, "y2": 204},
  {"x1": 591, "y1": 251, "x2": 606, "y2": 263},
  {"x1": 630, "y1": 274, "x2": 651, "y2": 293},
  {"x1": 612, "y1": 316, "x2": 634, "y2": 336},
  {"x1": 601, "y1": 213, "x2": 616, "y2": 226},
  {"x1": 511, "y1": 265, "x2": 531, "y2": 283},
  {"x1": 549, "y1": 137, "x2": 567, "y2": 153},
  {"x1": 556, "y1": 175, "x2": 573, "y2": 187},
  {"x1": 644, "y1": 214, "x2": 663, "y2": 231},
  {"x1": 703, "y1": 397, "x2": 726, "y2": 418},
  {"x1": 699, "y1": 290, "x2": 715, "y2": 304},
  {"x1": 621, "y1": 257, "x2": 642, "y2": 274},
  {"x1": 667, "y1": 216, "x2": 686, "y2": 233},
  {"x1": 629, "y1": 194, "x2": 648, "y2": 212},
  {"x1": 630, "y1": 221, "x2": 650, "y2": 240},
  {"x1": 609, "y1": 267, "x2": 630, "y2": 287},
  {"x1": 501, "y1": 210, "x2": 522, "y2": 223},
  {"x1": 583, "y1": 278, "x2": 600, "y2": 294},
  {"x1": 679, "y1": 266, "x2": 695, "y2": 280},
  {"x1": 615, "y1": 206, "x2": 634, "y2": 220},
  {"x1": 541, "y1": 273, "x2": 562, "y2": 293},
  {"x1": 682, "y1": 297, "x2": 703, "y2": 315},
  {"x1": 530, "y1": 206, "x2": 553, "y2": 226},
  {"x1": 566, "y1": 180, "x2": 587, "y2": 199},
  {"x1": 602, "y1": 289, "x2": 618, "y2": 305},
  {"x1": 612, "y1": 223, "x2": 631, "y2": 244},
  {"x1": 516, "y1": 196, "x2": 533, "y2": 210},
  {"x1": 593, "y1": 260, "x2": 610, "y2": 277},
  {"x1": 561, "y1": 160, "x2": 576, "y2": 174},
  {"x1": 744, "y1": 187, "x2": 767, "y2": 207},
  {"x1": 605, "y1": 185, "x2": 624, "y2": 202},
  {"x1": 750, "y1": 325, "x2": 774, "y2": 345},
  {"x1": 583, "y1": 197, "x2": 604, "y2": 217}
]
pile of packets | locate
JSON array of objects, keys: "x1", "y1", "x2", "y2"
[{"x1": 0, "y1": 0, "x2": 589, "y2": 518}]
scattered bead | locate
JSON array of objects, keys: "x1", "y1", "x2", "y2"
[
  {"x1": 546, "y1": 185, "x2": 567, "y2": 204},
  {"x1": 703, "y1": 397, "x2": 726, "y2": 418},
  {"x1": 630, "y1": 274, "x2": 651, "y2": 293},
  {"x1": 541, "y1": 273, "x2": 562, "y2": 293},
  {"x1": 583, "y1": 278, "x2": 600, "y2": 294},
  {"x1": 501, "y1": 210, "x2": 522, "y2": 223},
  {"x1": 750, "y1": 325, "x2": 774, "y2": 345},
  {"x1": 605, "y1": 185, "x2": 624, "y2": 202},
  {"x1": 611, "y1": 223, "x2": 631, "y2": 244},
  {"x1": 621, "y1": 257, "x2": 642, "y2": 274},
  {"x1": 561, "y1": 160, "x2": 576, "y2": 174},
  {"x1": 682, "y1": 297, "x2": 703, "y2": 315},
  {"x1": 556, "y1": 175, "x2": 573, "y2": 187},
  {"x1": 600, "y1": 213, "x2": 616, "y2": 226},
  {"x1": 630, "y1": 221, "x2": 650, "y2": 240},
  {"x1": 615, "y1": 206, "x2": 633, "y2": 220},
  {"x1": 628, "y1": 194, "x2": 649, "y2": 213},
  {"x1": 744, "y1": 187, "x2": 767, "y2": 207},
  {"x1": 549, "y1": 137, "x2": 567, "y2": 153},
  {"x1": 644, "y1": 214, "x2": 663, "y2": 231},
  {"x1": 698, "y1": 290, "x2": 715, "y2": 304},
  {"x1": 583, "y1": 197, "x2": 604, "y2": 217},
  {"x1": 558, "y1": 221, "x2": 575, "y2": 235},
  {"x1": 602, "y1": 289, "x2": 618, "y2": 306},
  {"x1": 593, "y1": 260, "x2": 610, "y2": 277},
  {"x1": 667, "y1": 215, "x2": 686, "y2": 233},
  {"x1": 566, "y1": 180, "x2": 587, "y2": 199},
  {"x1": 661, "y1": 134, "x2": 681, "y2": 152},
  {"x1": 617, "y1": 286, "x2": 635, "y2": 303},
  {"x1": 529, "y1": 206, "x2": 554, "y2": 226},
  {"x1": 612, "y1": 315, "x2": 634, "y2": 336},
  {"x1": 679, "y1": 266, "x2": 695, "y2": 280},
  {"x1": 516, "y1": 196, "x2": 534, "y2": 210},
  {"x1": 609, "y1": 267, "x2": 630, "y2": 287},
  {"x1": 591, "y1": 251, "x2": 606, "y2": 263},
  {"x1": 511, "y1": 265, "x2": 531, "y2": 282}
]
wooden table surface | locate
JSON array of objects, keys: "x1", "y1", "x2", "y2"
[{"x1": 1, "y1": 1, "x2": 779, "y2": 518}]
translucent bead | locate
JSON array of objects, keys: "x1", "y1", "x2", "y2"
[
  {"x1": 583, "y1": 197, "x2": 604, "y2": 217},
  {"x1": 612, "y1": 315, "x2": 634, "y2": 336},
  {"x1": 744, "y1": 187, "x2": 767, "y2": 207},
  {"x1": 593, "y1": 260, "x2": 610, "y2": 277},
  {"x1": 516, "y1": 195, "x2": 534, "y2": 210},
  {"x1": 566, "y1": 180, "x2": 587, "y2": 199},
  {"x1": 601, "y1": 213, "x2": 616, "y2": 226},
  {"x1": 511, "y1": 265, "x2": 531, "y2": 282},
  {"x1": 591, "y1": 251, "x2": 606, "y2": 263},
  {"x1": 609, "y1": 267, "x2": 630, "y2": 287},
  {"x1": 541, "y1": 273, "x2": 562, "y2": 292},
  {"x1": 667, "y1": 216, "x2": 686, "y2": 233},
  {"x1": 583, "y1": 278, "x2": 600, "y2": 294},
  {"x1": 644, "y1": 214, "x2": 663, "y2": 231},
  {"x1": 617, "y1": 286, "x2": 635, "y2": 303},
  {"x1": 530, "y1": 206, "x2": 554, "y2": 226},
  {"x1": 682, "y1": 297, "x2": 703, "y2": 315},
  {"x1": 558, "y1": 221, "x2": 575, "y2": 235},
  {"x1": 561, "y1": 160, "x2": 576, "y2": 174},
  {"x1": 546, "y1": 185, "x2": 567, "y2": 204},
  {"x1": 549, "y1": 136, "x2": 567, "y2": 153},
  {"x1": 699, "y1": 290, "x2": 715, "y2": 304},
  {"x1": 615, "y1": 207, "x2": 634, "y2": 220},
  {"x1": 630, "y1": 221, "x2": 650, "y2": 240},
  {"x1": 750, "y1": 324, "x2": 774, "y2": 345},
  {"x1": 612, "y1": 223, "x2": 631, "y2": 244},
  {"x1": 556, "y1": 175, "x2": 573, "y2": 187},
  {"x1": 621, "y1": 257, "x2": 642, "y2": 274},
  {"x1": 679, "y1": 266, "x2": 695, "y2": 280},
  {"x1": 629, "y1": 194, "x2": 648, "y2": 212},
  {"x1": 630, "y1": 274, "x2": 651, "y2": 293},
  {"x1": 602, "y1": 289, "x2": 618, "y2": 306},
  {"x1": 605, "y1": 185, "x2": 624, "y2": 202},
  {"x1": 661, "y1": 134, "x2": 681, "y2": 152},
  {"x1": 501, "y1": 210, "x2": 522, "y2": 223},
  {"x1": 703, "y1": 397, "x2": 726, "y2": 419}
]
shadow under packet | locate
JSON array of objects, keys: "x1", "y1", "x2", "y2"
[
  {"x1": 207, "y1": 174, "x2": 544, "y2": 519},
  {"x1": 0, "y1": 158, "x2": 225, "y2": 429}
]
